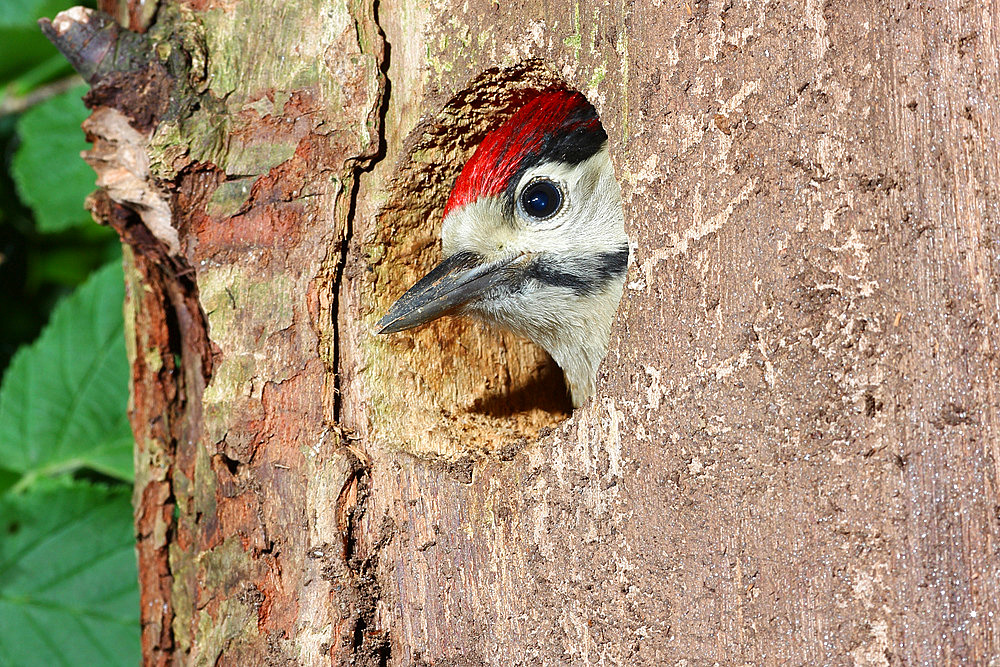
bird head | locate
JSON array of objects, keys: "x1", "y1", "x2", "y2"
[{"x1": 377, "y1": 89, "x2": 629, "y2": 408}]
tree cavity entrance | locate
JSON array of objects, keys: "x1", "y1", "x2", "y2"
[{"x1": 367, "y1": 61, "x2": 611, "y2": 462}]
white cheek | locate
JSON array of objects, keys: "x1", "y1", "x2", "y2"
[
  {"x1": 441, "y1": 197, "x2": 514, "y2": 258},
  {"x1": 441, "y1": 147, "x2": 626, "y2": 260}
]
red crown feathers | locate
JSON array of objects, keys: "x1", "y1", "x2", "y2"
[{"x1": 443, "y1": 90, "x2": 602, "y2": 217}]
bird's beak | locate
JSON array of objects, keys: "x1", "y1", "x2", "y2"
[{"x1": 377, "y1": 251, "x2": 521, "y2": 334}]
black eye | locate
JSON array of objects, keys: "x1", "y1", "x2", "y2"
[{"x1": 519, "y1": 180, "x2": 563, "y2": 219}]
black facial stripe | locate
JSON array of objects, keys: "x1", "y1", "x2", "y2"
[{"x1": 522, "y1": 244, "x2": 630, "y2": 296}]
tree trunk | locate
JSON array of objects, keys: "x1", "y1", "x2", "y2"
[{"x1": 48, "y1": 0, "x2": 998, "y2": 663}]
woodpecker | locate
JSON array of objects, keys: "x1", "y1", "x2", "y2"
[{"x1": 377, "y1": 89, "x2": 629, "y2": 408}]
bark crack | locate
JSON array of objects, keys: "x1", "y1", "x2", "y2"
[
  {"x1": 328, "y1": 0, "x2": 392, "y2": 663},
  {"x1": 336, "y1": 448, "x2": 394, "y2": 665},
  {"x1": 331, "y1": 0, "x2": 390, "y2": 424}
]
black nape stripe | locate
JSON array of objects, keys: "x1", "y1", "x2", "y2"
[
  {"x1": 502, "y1": 101, "x2": 608, "y2": 213},
  {"x1": 535, "y1": 114, "x2": 608, "y2": 169},
  {"x1": 523, "y1": 245, "x2": 630, "y2": 296}
]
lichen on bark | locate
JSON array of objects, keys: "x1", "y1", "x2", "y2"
[{"x1": 50, "y1": 0, "x2": 1000, "y2": 662}]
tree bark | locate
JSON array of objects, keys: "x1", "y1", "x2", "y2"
[{"x1": 49, "y1": 0, "x2": 999, "y2": 663}]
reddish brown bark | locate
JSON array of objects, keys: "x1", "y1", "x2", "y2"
[{"x1": 51, "y1": 0, "x2": 1000, "y2": 663}]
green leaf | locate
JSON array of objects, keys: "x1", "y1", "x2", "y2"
[
  {"x1": 0, "y1": 467, "x2": 19, "y2": 495},
  {"x1": 3, "y1": 54, "x2": 74, "y2": 99},
  {"x1": 0, "y1": 261, "x2": 133, "y2": 482},
  {"x1": 0, "y1": 0, "x2": 75, "y2": 29},
  {"x1": 25, "y1": 239, "x2": 119, "y2": 289},
  {"x1": 11, "y1": 85, "x2": 94, "y2": 233},
  {"x1": 0, "y1": 483, "x2": 139, "y2": 666},
  {"x1": 0, "y1": 1, "x2": 80, "y2": 86}
]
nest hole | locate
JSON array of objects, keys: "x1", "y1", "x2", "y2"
[{"x1": 368, "y1": 61, "x2": 605, "y2": 460}]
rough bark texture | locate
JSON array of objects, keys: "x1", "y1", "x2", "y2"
[{"x1": 49, "y1": 0, "x2": 998, "y2": 663}]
